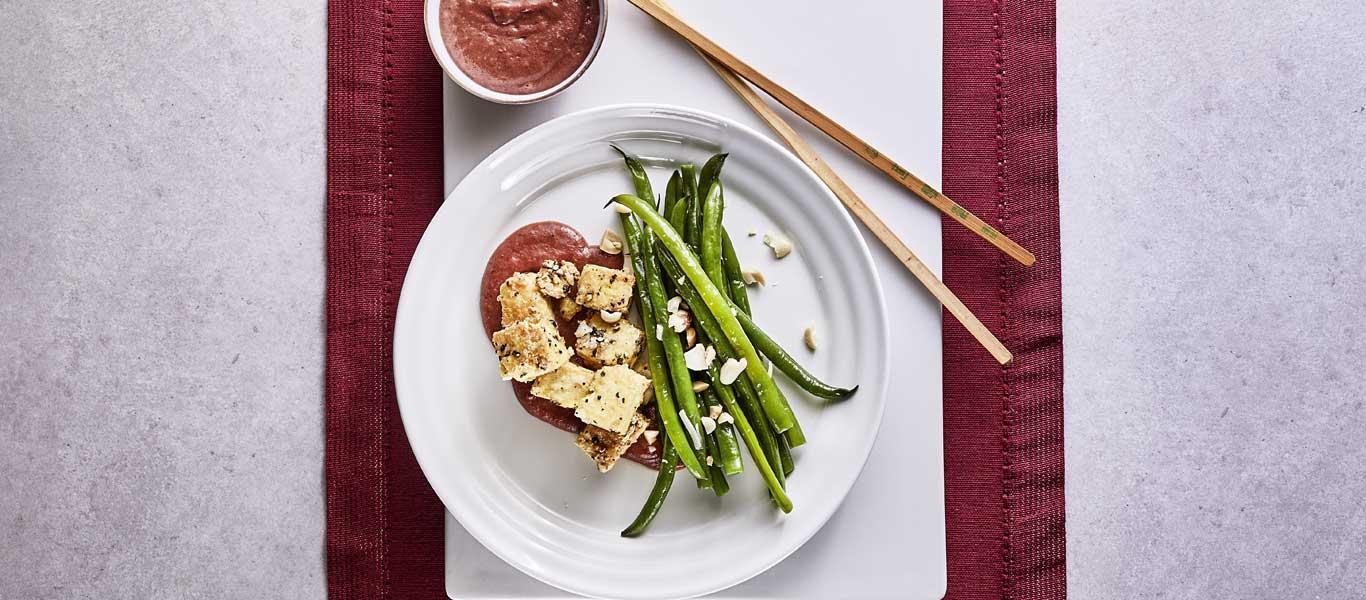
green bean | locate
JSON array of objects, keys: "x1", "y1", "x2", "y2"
[
  {"x1": 662, "y1": 171, "x2": 681, "y2": 219},
  {"x1": 611, "y1": 144, "x2": 653, "y2": 201},
  {"x1": 621, "y1": 433, "x2": 679, "y2": 537},
  {"x1": 681, "y1": 163, "x2": 699, "y2": 199},
  {"x1": 609, "y1": 148, "x2": 705, "y2": 478},
  {"x1": 689, "y1": 154, "x2": 725, "y2": 252},
  {"x1": 655, "y1": 248, "x2": 785, "y2": 487},
  {"x1": 721, "y1": 231, "x2": 751, "y2": 315},
  {"x1": 732, "y1": 308, "x2": 858, "y2": 401},
  {"x1": 705, "y1": 388, "x2": 744, "y2": 476},
  {"x1": 613, "y1": 194, "x2": 797, "y2": 433},
  {"x1": 703, "y1": 419, "x2": 729, "y2": 497},
  {"x1": 612, "y1": 196, "x2": 793, "y2": 510},
  {"x1": 668, "y1": 200, "x2": 688, "y2": 234},
  {"x1": 612, "y1": 149, "x2": 709, "y2": 459},
  {"x1": 699, "y1": 181, "x2": 727, "y2": 293},
  {"x1": 620, "y1": 216, "x2": 708, "y2": 481},
  {"x1": 776, "y1": 431, "x2": 794, "y2": 477},
  {"x1": 696, "y1": 153, "x2": 727, "y2": 215}
]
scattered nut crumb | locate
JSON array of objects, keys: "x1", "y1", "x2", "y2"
[
  {"x1": 643, "y1": 429, "x2": 659, "y2": 445},
  {"x1": 684, "y1": 327, "x2": 697, "y2": 348},
  {"x1": 667, "y1": 310, "x2": 691, "y2": 332},
  {"x1": 762, "y1": 232, "x2": 793, "y2": 258},
  {"x1": 599, "y1": 310, "x2": 622, "y2": 323},
  {"x1": 684, "y1": 344, "x2": 715, "y2": 371},
  {"x1": 612, "y1": 202, "x2": 633, "y2": 214},
  {"x1": 741, "y1": 269, "x2": 766, "y2": 286},
  {"x1": 719, "y1": 358, "x2": 746, "y2": 385},
  {"x1": 666, "y1": 296, "x2": 682, "y2": 313},
  {"x1": 655, "y1": 324, "x2": 664, "y2": 341},
  {"x1": 705, "y1": 455, "x2": 714, "y2": 466},
  {"x1": 700, "y1": 416, "x2": 717, "y2": 434},
  {"x1": 803, "y1": 325, "x2": 818, "y2": 351},
  {"x1": 600, "y1": 230, "x2": 624, "y2": 255}
]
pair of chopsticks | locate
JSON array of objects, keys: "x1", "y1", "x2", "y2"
[{"x1": 636, "y1": 0, "x2": 1023, "y2": 365}]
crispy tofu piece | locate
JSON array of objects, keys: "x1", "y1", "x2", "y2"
[
  {"x1": 574, "y1": 314, "x2": 644, "y2": 367},
  {"x1": 574, "y1": 364, "x2": 650, "y2": 434},
  {"x1": 498, "y1": 272, "x2": 555, "y2": 328},
  {"x1": 530, "y1": 362, "x2": 594, "y2": 409},
  {"x1": 491, "y1": 319, "x2": 572, "y2": 382},
  {"x1": 536, "y1": 260, "x2": 579, "y2": 299},
  {"x1": 558, "y1": 296, "x2": 583, "y2": 321},
  {"x1": 575, "y1": 412, "x2": 648, "y2": 473},
  {"x1": 574, "y1": 264, "x2": 635, "y2": 312}
]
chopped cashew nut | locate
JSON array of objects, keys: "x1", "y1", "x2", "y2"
[
  {"x1": 666, "y1": 296, "x2": 682, "y2": 313},
  {"x1": 700, "y1": 416, "x2": 717, "y2": 435},
  {"x1": 611, "y1": 202, "x2": 633, "y2": 214},
  {"x1": 705, "y1": 455, "x2": 714, "y2": 466},
  {"x1": 708, "y1": 405, "x2": 723, "y2": 420},
  {"x1": 599, "y1": 230, "x2": 623, "y2": 255},
  {"x1": 667, "y1": 310, "x2": 691, "y2": 332},
  {"x1": 803, "y1": 325, "x2": 818, "y2": 351},
  {"x1": 762, "y1": 232, "x2": 793, "y2": 258},
  {"x1": 684, "y1": 327, "x2": 697, "y2": 348},
  {"x1": 717, "y1": 412, "x2": 735, "y2": 425},
  {"x1": 643, "y1": 430, "x2": 659, "y2": 445},
  {"x1": 692, "y1": 380, "x2": 710, "y2": 392},
  {"x1": 719, "y1": 358, "x2": 747, "y2": 385},
  {"x1": 683, "y1": 344, "x2": 714, "y2": 371},
  {"x1": 655, "y1": 324, "x2": 664, "y2": 341},
  {"x1": 741, "y1": 269, "x2": 766, "y2": 286}
]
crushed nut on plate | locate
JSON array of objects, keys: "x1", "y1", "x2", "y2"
[{"x1": 600, "y1": 229, "x2": 624, "y2": 254}]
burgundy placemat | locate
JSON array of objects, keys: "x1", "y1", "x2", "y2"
[
  {"x1": 325, "y1": 1, "x2": 1064, "y2": 598},
  {"x1": 942, "y1": 1, "x2": 1066, "y2": 599}
]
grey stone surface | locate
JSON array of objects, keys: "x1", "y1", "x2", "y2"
[
  {"x1": 1060, "y1": 1, "x2": 1366, "y2": 598},
  {"x1": 0, "y1": 1, "x2": 327, "y2": 598},
  {"x1": 4, "y1": 0, "x2": 1365, "y2": 598}
]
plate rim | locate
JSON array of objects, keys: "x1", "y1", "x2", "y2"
[{"x1": 394, "y1": 102, "x2": 892, "y2": 599}]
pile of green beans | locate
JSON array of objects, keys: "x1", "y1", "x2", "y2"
[{"x1": 609, "y1": 147, "x2": 856, "y2": 536}]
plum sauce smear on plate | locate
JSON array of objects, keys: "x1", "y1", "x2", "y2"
[{"x1": 479, "y1": 147, "x2": 857, "y2": 536}]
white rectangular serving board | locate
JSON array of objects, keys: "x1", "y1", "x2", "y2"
[{"x1": 441, "y1": 0, "x2": 945, "y2": 597}]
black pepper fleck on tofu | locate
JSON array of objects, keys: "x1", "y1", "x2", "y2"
[
  {"x1": 574, "y1": 264, "x2": 635, "y2": 312},
  {"x1": 573, "y1": 314, "x2": 644, "y2": 368},
  {"x1": 491, "y1": 319, "x2": 571, "y2": 382},
  {"x1": 573, "y1": 364, "x2": 649, "y2": 434}
]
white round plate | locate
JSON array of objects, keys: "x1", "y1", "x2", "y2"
[{"x1": 394, "y1": 104, "x2": 890, "y2": 600}]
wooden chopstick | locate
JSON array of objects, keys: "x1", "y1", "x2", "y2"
[
  {"x1": 627, "y1": 0, "x2": 1036, "y2": 268},
  {"x1": 650, "y1": 0, "x2": 1013, "y2": 365}
]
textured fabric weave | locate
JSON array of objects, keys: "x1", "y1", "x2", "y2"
[
  {"x1": 943, "y1": 1, "x2": 1066, "y2": 598},
  {"x1": 325, "y1": 1, "x2": 1063, "y2": 598}
]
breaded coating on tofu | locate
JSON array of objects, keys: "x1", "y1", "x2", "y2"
[
  {"x1": 536, "y1": 260, "x2": 580, "y2": 299},
  {"x1": 491, "y1": 319, "x2": 571, "y2": 382},
  {"x1": 558, "y1": 296, "x2": 583, "y2": 321},
  {"x1": 575, "y1": 412, "x2": 648, "y2": 472},
  {"x1": 574, "y1": 314, "x2": 644, "y2": 368},
  {"x1": 529, "y1": 362, "x2": 594, "y2": 409},
  {"x1": 498, "y1": 272, "x2": 555, "y2": 327},
  {"x1": 574, "y1": 264, "x2": 635, "y2": 312},
  {"x1": 574, "y1": 364, "x2": 650, "y2": 434}
]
